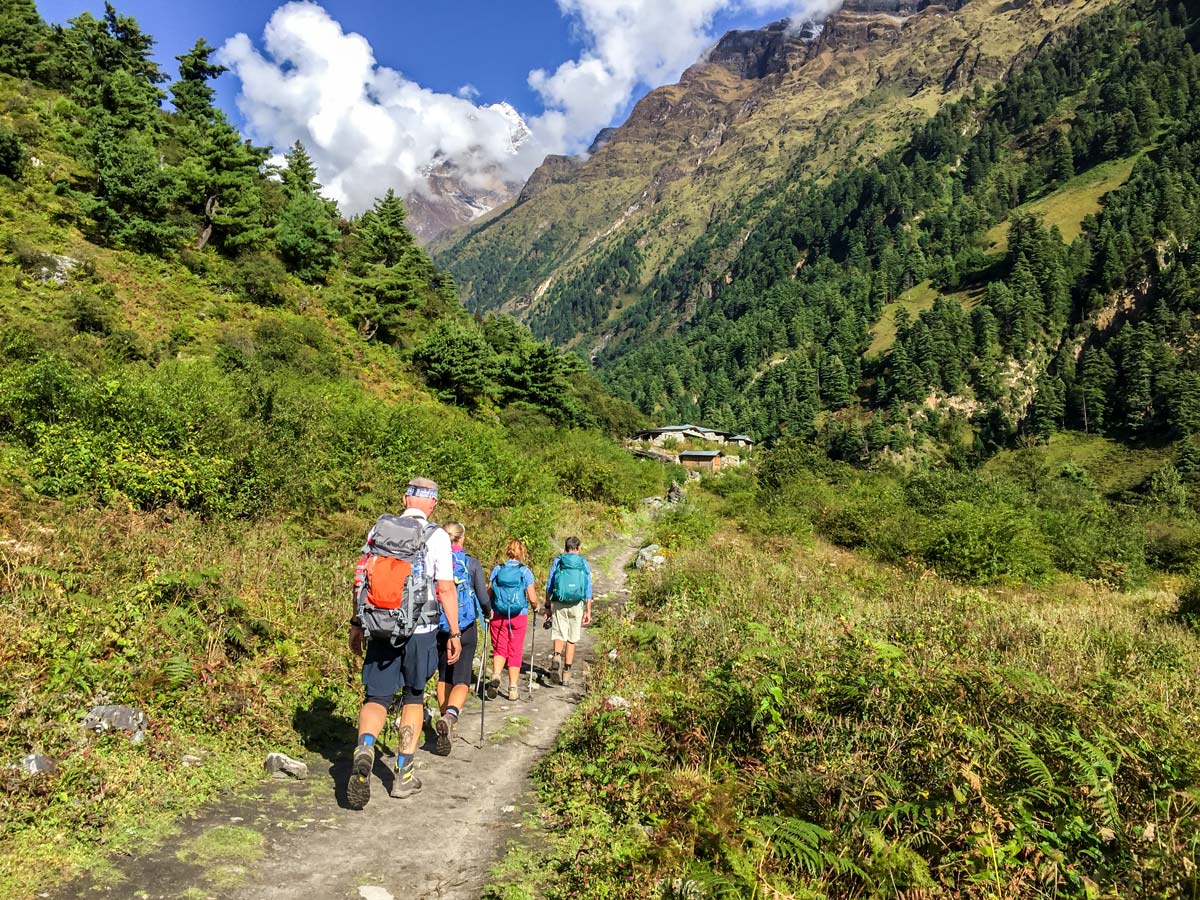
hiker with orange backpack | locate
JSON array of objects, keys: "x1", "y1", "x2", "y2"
[
  {"x1": 347, "y1": 478, "x2": 459, "y2": 808},
  {"x1": 486, "y1": 539, "x2": 538, "y2": 702},
  {"x1": 432, "y1": 522, "x2": 492, "y2": 755},
  {"x1": 542, "y1": 536, "x2": 592, "y2": 687}
]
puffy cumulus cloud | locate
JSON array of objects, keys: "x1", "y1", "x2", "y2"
[
  {"x1": 217, "y1": 1, "x2": 537, "y2": 213},
  {"x1": 219, "y1": 0, "x2": 842, "y2": 213}
]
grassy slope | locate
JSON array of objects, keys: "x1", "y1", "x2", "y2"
[
  {"x1": 0, "y1": 80, "x2": 667, "y2": 898},
  {"x1": 985, "y1": 153, "x2": 1141, "y2": 253},
  {"x1": 866, "y1": 149, "x2": 1141, "y2": 360},
  {"x1": 485, "y1": 488, "x2": 1200, "y2": 898}
]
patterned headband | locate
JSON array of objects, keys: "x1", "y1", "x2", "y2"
[{"x1": 405, "y1": 484, "x2": 439, "y2": 499}]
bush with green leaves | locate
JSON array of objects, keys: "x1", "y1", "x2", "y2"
[{"x1": 0, "y1": 125, "x2": 24, "y2": 179}]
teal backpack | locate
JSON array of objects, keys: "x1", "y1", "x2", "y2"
[
  {"x1": 491, "y1": 561, "x2": 527, "y2": 616},
  {"x1": 551, "y1": 553, "x2": 589, "y2": 604}
]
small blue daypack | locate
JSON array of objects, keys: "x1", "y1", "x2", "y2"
[
  {"x1": 491, "y1": 561, "x2": 527, "y2": 616},
  {"x1": 440, "y1": 549, "x2": 478, "y2": 633},
  {"x1": 550, "y1": 553, "x2": 589, "y2": 604}
]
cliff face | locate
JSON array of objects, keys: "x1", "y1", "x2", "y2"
[{"x1": 436, "y1": 0, "x2": 1118, "y2": 342}]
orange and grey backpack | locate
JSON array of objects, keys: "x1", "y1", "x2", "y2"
[{"x1": 355, "y1": 515, "x2": 440, "y2": 646}]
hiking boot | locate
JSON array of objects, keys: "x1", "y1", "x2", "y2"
[
  {"x1": 434, "y1": 715, "x2": 456, "y2": 756},
  {"x1": 347, "y1": 743, "x2": 374, "y2": 810},
  {"x1": 562, "y1": 667, "x2": 573, "y2": 687},
  {"x1": 389, "y1": 762, "x2": 422, "y2": 799},
  {"x1": 507, "y1": 684, "x2": 520, "y2": 702},
  {"x1": 550, "y1": 654, "x2": 564, "y2": 686},
  {"x1": 485, "y1": 678, "x2": 500, "y2": 700}
]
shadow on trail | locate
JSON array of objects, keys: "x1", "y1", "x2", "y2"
[{"x1": 293, "y1": 695, "x2": 370, "y2": 810}]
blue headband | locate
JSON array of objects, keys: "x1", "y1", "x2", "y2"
[{"x1": 406, "y1": 484, "x2": 439, "y2": 499}]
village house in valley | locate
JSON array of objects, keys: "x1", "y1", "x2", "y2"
[{"x1": 632, "y1": 425, "x2": 756, "y2": 450}]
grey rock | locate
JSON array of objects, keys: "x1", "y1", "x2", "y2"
[
  {"x1": 264, "y1": 752, "x2": 309, "y2": 780},
  {"x1": 16, "y1": 754, "x2": 56, "y2": 775},
  {"x1": 635, "y1": 544, "x2": 665, "y2": 571},
  {"x1": 603, "y1": 695, "x2": 631, "y2": 711},
  {"x1": 640, "y1": 496, "x2": 664, "y2": 509},
  {"x1": 181, "y1": 754, "x2": 204, "y2": 768},
  {"x1": 32, "y1": 253, "x2": 78, "y2": 286},
  {"x1": 81, "y1": 704, "x2": 147, "y2": 740}
]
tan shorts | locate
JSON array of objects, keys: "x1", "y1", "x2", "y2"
[{"x1": 550, "y1": 601, "x2": 585, "y2": 644}]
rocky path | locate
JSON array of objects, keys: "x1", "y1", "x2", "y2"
[{"x1": 55, "y1": 534, "x2": 640, "y2": 900}]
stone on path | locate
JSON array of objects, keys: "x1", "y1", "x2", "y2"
[
  {"x1": 358, "y1": 887, "x2": 395, "y2": 900},
  {"x1": 263, "y1": 752, "x2": 309, "y2": 780}
]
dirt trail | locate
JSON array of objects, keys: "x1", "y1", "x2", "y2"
[{"x1": 54, "y1": 533, "x2": 641, "y2": 900}]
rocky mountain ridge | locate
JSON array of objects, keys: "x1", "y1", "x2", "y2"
[{"x1": 436, "y1": 0, "x2": 1115, "y2": 336}]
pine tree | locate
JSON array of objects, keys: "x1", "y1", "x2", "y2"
[
  {"x1": 821, "y1": 355, "x2": 851, "y2": 408},
  {"x1": 172, "y1": 38, "x2": 226, "y2": 124},
  {"x1": 281, "y1": 140, "x2": 321, "y2": 197},
  {"x1": 0, "y1": 0, "x2": 49, "y2": 78},
  {"x1": 276, "y1": 191, "x2": 340, "y2": 283},
  {"x1": 1052, "y1": 130, "x2": 1075, "y2": 185}
]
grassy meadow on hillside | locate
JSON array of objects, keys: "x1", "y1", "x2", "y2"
[{"x1": 487, "y1": 488, "x2": 1200, "y2": 899}]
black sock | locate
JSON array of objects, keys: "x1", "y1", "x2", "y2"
[
  {"x1": 563, "y1": 663, "x2": 572, "y2": 672},
  {"x1": 445, "y1": 706, "x2": 459, "y2": 722}
]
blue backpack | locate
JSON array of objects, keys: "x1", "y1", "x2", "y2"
[
  {"x1": 491, "y1": 561, "x2": 528, "y2": 616},
  {"x1": 550, "y1": 553, "x2": 589, "y2": 604},
  {"x1": 440, "y1": 549, "x2": 478, "y2": 633}
]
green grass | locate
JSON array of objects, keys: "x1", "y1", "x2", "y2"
[
  {"x1": 986, "y1": 431, "x2": 1172, "y2": 496},
  {"x1": 486, "y1": 489, "x2": 1200, "y2": 898},
  {"x1": 986, "y1": 154, "x2": 1140, "y2": 252},
  {"x1": 177, "y1": 825, "x2": 266, "y2": 866},
  {"x1": 866, "y1": 281, "x2": 982, "y2": 358}
]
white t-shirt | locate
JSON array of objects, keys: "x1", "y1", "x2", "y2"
[{"x1": 400, "y1": 508, "x2": 453, "y2": 583}]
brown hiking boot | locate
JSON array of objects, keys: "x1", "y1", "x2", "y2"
[{"x1": 434, "y1": 715, "x2": 456, "y2": 756}]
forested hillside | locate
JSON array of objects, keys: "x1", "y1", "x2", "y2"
[
  {"x1": 439, "y1": 0, "x2": 1200, "y2": 461},
  {"x1": 0, "y1": 3, "x2": 661, "y2": 894},
  {"x1": 602, "y1": 0, "x2": 1200, "y2": 452}
]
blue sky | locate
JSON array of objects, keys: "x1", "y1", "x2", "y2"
[
  {"x1": 36, "y1": 0, "x2": 779, "y2": 128},
  {"x1": 34, "y1": 0, "x2": 826, "y2": 212}
]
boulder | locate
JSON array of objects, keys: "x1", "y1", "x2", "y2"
[
  {"x1": 640, "y1": 496, "x2": 664, "y2": 509},
  {"x1": 81, "y1": 704, "x2": 147, "y2": 742},
  {"x1": 635, "y1": 544, "x2": 666, "y2": 571},
  {"x1": 264, "y1": 752, "x2": 309, "y2": 780},
  {"x1": 16, "y1": 754, "x2": 56, "y2": 775},
  {"x1": 603, "y1": 695, "x2": 631, "y2": 711}
]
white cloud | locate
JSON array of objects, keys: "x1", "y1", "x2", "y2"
[{"x1": 218, "y1": 0, "x2": 842, "y2": 214}]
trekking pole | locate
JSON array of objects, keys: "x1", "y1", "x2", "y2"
[
  {"x1": 527, "y1": 602, "x2": 538, "y2": 700},
  {"x1": 475, "y1": 608, "x2": 488, "y2": 749}
]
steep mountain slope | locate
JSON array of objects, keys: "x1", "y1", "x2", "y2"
[
  {"x1": 436, "y1": 0, "x2": 1114, "y2": 335},
  {"x1": 442, "y1": 0, "x2": 1200, "y2": 461},
  {"x1": 402, "y1": 102, "x2": 532, "y2": 245}
]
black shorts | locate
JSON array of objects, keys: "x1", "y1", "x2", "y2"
[
  {"x1": 361, "y1": 630, "x2": 438, "y2": 708},
  {"x1": 437, "y1": 620, "x2": 479, "y2": 686}
]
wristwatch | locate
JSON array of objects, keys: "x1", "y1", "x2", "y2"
[{"x1": 448, "y1": 630, "x2": 462, "y2": 639}]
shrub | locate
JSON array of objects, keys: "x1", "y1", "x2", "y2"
[
  {"x1": 1177, "y1": 578, "x2": 1200, "y2": 630},
  {"x1": 0, "y1": 126, "x2": 24, "y2": 179},
  {"x1": 233, "y1": 251, "x2": 289, "y2": 306},
  {"x1": 924, "y1": 500, "x2": 1052, "y2": 584}
]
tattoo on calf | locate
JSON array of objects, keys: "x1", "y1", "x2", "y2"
[{"x1": 399, "y1": 724, "x2": 415, "y2": 755}]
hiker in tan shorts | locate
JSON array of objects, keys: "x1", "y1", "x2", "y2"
[{"x1": 542, "y1": 536, "x2": 592, "y2": 686}]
